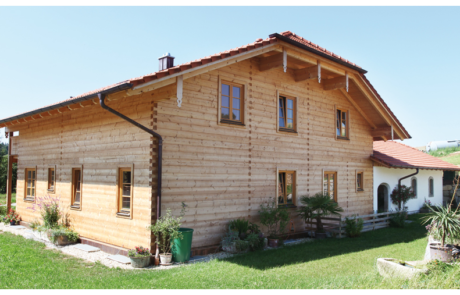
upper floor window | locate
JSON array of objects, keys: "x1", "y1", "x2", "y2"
[
  {"x1": 324, "y1": 171, "x2": 337, "y2": 202},
  {"x1": 411, "y1": 177, "x2": 417, "y2": 198},
  {"x1": 279, "y1": 96, "x2": 296, "y2": 132},
  {"x1": 336, "y1": 108, "x2": 349, "y2": 139},
  {"x1": 429, "y1": 177, "x2": 434, "y2": 197},
  {"x1": 278, "y1": 171, "x2": 295, "y2": 206},
  {"x1": 221, "y1": 81, "x2": 244, "y2": 125},
  {"x1": 25, "y1": 168, "x2": 36, "y2": 201}
]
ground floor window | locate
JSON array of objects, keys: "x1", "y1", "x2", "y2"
[
  {"x1": 25, "y1": 168, "x2": 36, "y2": 200},
  {"x1": 278, "y1": 171, "x2": 295, "y2": 206},
  {"x1": 411, "y1": 177, "x2": 417, "y2": 198},
  {"x1": 48, "y1": 167, "x2": 55, "y2": 192},
  {"x1": 323, "y1": 171, "x2": 337, "y2": 202},
  {"x1": 429, "y1": 177, "x2": 434, "y2": 197},
  {"x1": 71, "y1": 168, "x2": 82, "y2": 208},
  {"x1": 356, "y1": 172, "x2": 363, "y2": 191},
  {"x1": 118, "y1": 167, "x2": 133, "y2": 215}
]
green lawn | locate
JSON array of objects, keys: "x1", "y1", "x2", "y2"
[
  {"x1": 0, "y1": 214, "x2": 459, "y2": 289},
  {"x1": 0, "y1": 193, "x2": 16, "y2": 205}
]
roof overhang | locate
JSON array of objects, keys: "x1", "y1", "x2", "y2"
[{"x1": 370, "y1": 155, "x2": 460, "y2": 171}]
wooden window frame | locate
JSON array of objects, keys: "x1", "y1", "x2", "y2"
[
  {"x1": 323, "y1": 170, "x2": 338, "y2": 202},
  {"x1": 356, "y1": 170, "x2": 364, "y2": 192},
  {"x1": 70, "y1": 166, "x2": 83, "y2": 210},
  {"x1": 411, "y1": 177, "x2": 417, "y2": 198},
  {"x1": 276, "y1": 90, "x2": 298, "y2": 134},
  {"x1": 116, "y1": 164, "x2": 134, "y2": 219},
  {"x1": 335, "y1": 105, "x2": 350, "y2": 140},
  {"x1": 217, "y1": 76, "x2": 247, "y2": 127},
  {"x1": 428, "y1": 177, "x2": 434, "y2": 197},
  {"x1": 275, "y1": 168, "x2": 297, "y2": 207},
  {"x1": 24, "y1": 167, "x2": 37, "y2": 202},
  {"x1": 47, "y1": 165, "x2": 56, "y2": 194}
]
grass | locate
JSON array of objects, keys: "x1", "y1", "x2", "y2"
[
  {"x1": 429, "y1": 146, "x2": 460, "y2": 158},
  {"x1": 0, "y1": 214, "x2": 459, "y2": 289},
  {"x1": 0, "y1": 193, "x2": 16, "y2": 205},
  {"x1": 440, "y1": 154, "x2": 460, "y2": 166}
]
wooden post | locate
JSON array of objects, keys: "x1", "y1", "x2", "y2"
[
  {"x1": 6, "y1": 131, "x2": 13, "y2": 212},
  {"x1": 338, "y1": 218, "x2": 342, "y2": 238},
  {"x1": 372, "y1": 214, "x2": 375, "y2": 231}
]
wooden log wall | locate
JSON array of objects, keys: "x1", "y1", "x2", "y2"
[
  {"x1": 12, "y1": 96, "x2": 153, "y2": 250},
  {"x1": 157, "y1": 58, "x2": 374, "y2": 248}
]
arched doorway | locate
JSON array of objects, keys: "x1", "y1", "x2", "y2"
[{"x1": 377, "y1": 184, "x2": 389, "y2": 212}]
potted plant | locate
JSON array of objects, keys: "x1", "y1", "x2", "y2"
[
  {"x1": 149, "y1": 208, "x2": 184, "y2": 265},
  {"x1": 420, "y1": 200, "x2": 432, "y2": 213},
  {"x1": 5, "y1": 209, "x2": 20, "y2": 226},
  {"x1": 258, "y1": 198, "x2": 289, "y2": 247},
  {"x1": 47, "y1": 226, "x2": 79, "y2": 246},
  {"x1": 298, "y1": 193, "x2": 343, "y2": 239},
  {"x1": 128, "y1": 246, "x2": 151, "y2": 268}
]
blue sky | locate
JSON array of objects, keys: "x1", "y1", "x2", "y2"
[{"x1": 0, "y1": 6, "x2": 458, "y2": 147}]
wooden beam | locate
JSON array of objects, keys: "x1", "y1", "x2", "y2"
[
  {"x1": 259, "y1": 53, "x2": 283, "y2": 72},
  {"x1": 6, "y1": 132, "x2": 13, "y2": 211},
  {"x1": 151, "y1": 83, "x2": 177, "y2": 102},
  {"x1": 371, "y1": 127, "x2": 392, "y2": 138},
  {"x1": 324, "y1": 74, "x2": 348, "y2": 91},
  {"x1": 176, "y1": 75, "x2": 183, "y2": 107},
  {"x1": 294, "y1": 64, "x2": 320, "y2": 82},
  {"x1": 339, "y1": 89, "x2": 376, "y2": 129}
]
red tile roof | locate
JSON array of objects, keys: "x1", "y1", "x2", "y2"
[
  {"x1": 0, "y1": 31, "x2": 408, "y2": 139},
  {"x1": 372, "y1": 141, "x2": 460, "y2": 171}
]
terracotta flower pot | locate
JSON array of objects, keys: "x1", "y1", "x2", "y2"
[
  {"x1": 10, "y1": 220, "x2": 17, "y2": 226},
  {"x1": 268, "y1": 238, "x2": 279, "y2": 248}
]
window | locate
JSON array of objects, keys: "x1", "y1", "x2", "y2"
[
  {"x1": 220, "y1": 81, "x2": 244, "y2": 125},
  {"x1": 411, "y1": 177, "x2": 417, "y2": 198},
  {"x1": 48, "y1": 167, "x2": 55, "y2": 191},
  {"x1": 429, "y1": 177, "x2": 434, "y2": 197},
  {"x1": 71, "y1": 168, "x2": 82, "y2": 208},
  {"x1": 25, "y1": 168, "x2": 36, "y2": 200},
  {"x1": 278, "y1": 95, "x2": 296, "y2": 132},
  {"x1": 323, "y1": 171, "x2": 337, "y2": 202},
  {"x1": 356, "y1": 172, "x2": 363, "y2": 191},
  {"x1": 336, "y1": 108, "x2": 348, "y2": 139},
  {"x1": 118, "y1": 168, "x2": 133, "y2": 216},
  {"x1": 278, "y1": 171, "x2": 295, "y2": 206}
]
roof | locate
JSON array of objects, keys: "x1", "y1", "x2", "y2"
[
  {"x1": 0, "y1": 31, "x2": 405, "y2": 136},
  {"x1": 372, "y1": 141, "x2": 460, "y2": 171}
]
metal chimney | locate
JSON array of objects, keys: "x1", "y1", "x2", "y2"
[{"x1": 159, "y1": 53, "x2": 175, "y2": 71}]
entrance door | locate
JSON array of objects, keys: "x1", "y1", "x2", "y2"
[{"x1": 377, "y1": 184, "x2": 388, "y2": 212}]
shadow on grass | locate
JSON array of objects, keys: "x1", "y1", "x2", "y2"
[{"x1": 223, "y1": 214, "x2": 427, "y2": 270}]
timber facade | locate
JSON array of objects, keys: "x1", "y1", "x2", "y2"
[{"x1": 1, "y1": 31, "x2": 411, "y2": 251}]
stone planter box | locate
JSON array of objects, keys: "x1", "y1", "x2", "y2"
[
  {"x1": 377, "y1": 258, "x2": 428, "y2": 279},
  {"x1": 130, "y1": 256, "x2": 151, "y2": 268}
]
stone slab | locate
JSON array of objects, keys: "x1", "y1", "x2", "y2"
[
  {"x1": 189, "y1": 255, "x2": 205, "y2": 262},
  {"x1": 107, "y1": 254, "x2": 131, "y2": 264},
  {"x1": 73, "y1": 244, "x2": 101, "y2": 253},
  {"x1": 10, "y1": 225, "x2": 26, "y2": 229}
]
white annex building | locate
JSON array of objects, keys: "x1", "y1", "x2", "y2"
[{"x1": 371, "y1": 141, "x2": 460, "y2": 212}]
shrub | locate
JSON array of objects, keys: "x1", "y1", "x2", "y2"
[
  {"x1": 48, "y1": 226, "x2": 79, "y2": 243},
  {"x1": 229, "y1": 218, "x2": 249, "y2": 239},
  {"x1": 234, "y1": 240, "x2": 249, "y2": 252},
  {"x1": 128, "y1": 246, "x2": 150, "y2": 257},
  {"x1": 245, "y1": 232, "x2": 264, "y2": 251},
  {"x1": 149, "y1": 203, "x2": 186, "y2": 254},
  {"x1": 4, "y1": 208, "x2": 20, "y2": 224},
  {"x1": 221, "y1": 227, "x2": 239, "y2": 248},
  {"x1": 0, "y1": 205, "x2": 7, "y2": 217},
  {"x1": 344, "y1": 215, "x2": 363, "y2": 237},
  {"x1": 390, "y1": 185, "x2": 415, "y2": 210},
  {"x1": 389, "y1": 210, "x2": 407, "y2": 228},
  {"x1": 259, "y1": 198, "x2": 289, "y2": 238},
  {"x1": 27, "y1": 195, "x2": 61, "y2": 228}
]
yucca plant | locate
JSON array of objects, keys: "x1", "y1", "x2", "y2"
[{"x1": 299, "y1": 192, "x2": 343, "y2": 234}]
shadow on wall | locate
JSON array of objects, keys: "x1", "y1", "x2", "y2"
[{"x1": 222, "y1": 215, "x2": 427, "y2": 271}]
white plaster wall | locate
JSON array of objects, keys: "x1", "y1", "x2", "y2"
[{"x1": 373, "y1": 167, "x2": 443, "y2": 212}]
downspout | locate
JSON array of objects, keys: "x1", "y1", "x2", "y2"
[{"x1": 397, "y1": 168, "x2": 419, "y2": 210}]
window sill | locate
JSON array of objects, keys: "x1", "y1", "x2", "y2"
[
  {"x1": 357, "y1": 188, "x2": 364, "y2": 192},
  {"x1": 220, "y1": 119, "x2": 245, "y2": 127},
  {"x1": 24, "y1": 198, "x2": 35, "y2": 203},
  {"x1": 116, "y1": 212, "x2": 132, "y2": 219},
  {"x1": 70, "y1": 205, "x2": 81, "y2": 211},
  {"x1": 336, "y1": 136, "x2": 349, "y2": 141},
  {"x1": 278, "y1": 204, "x2": 297, "y2": 209},
  {"x1": 47, "y1": 189, "x2": 55, "y2": 193}
]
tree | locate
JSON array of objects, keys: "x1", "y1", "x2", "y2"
[
  {"x1": 390, "y1": 184, "x2": 415, "y2": 210},
  {"x1": 0, "y1": 133, "x2": 17, "y2": 194}
]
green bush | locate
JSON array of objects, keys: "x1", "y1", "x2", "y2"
[
  {"x1": 389, "y1": 211, "x2": 407, "y2": 228},
  {"x1": 234, "y1": 240, "x2": 249, "y2": 252},
  {"x1": 259, "y1": 198, "x2": 289, "y2": 238},
  {"x1": 245, "y1": 232, "x2": 264, "y2": 251},
  {"x1": 344, "y1": 215, "x2": 363, "y2": 237},
  {"x1": 0, "y1": 206, "x2": 7, "y2": 217},
  {"x1": 229, "y1": 218, "x2": 249, "y2": 239},
  {"x1": 48, "y1": 226, "x2": 79, "y2": 243}
]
